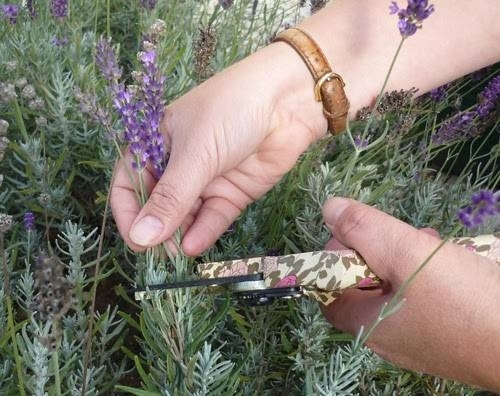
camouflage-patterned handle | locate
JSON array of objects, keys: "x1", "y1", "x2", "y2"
[{"x1": 198, "y1": 234, "x2": 500, "y2": 305}]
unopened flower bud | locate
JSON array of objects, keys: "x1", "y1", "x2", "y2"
[
  {"x1": 147, "y1": 19, "x2": 166, "y2": 44},
  {"x1": 4, "y1": 61, "x2": 17, "y2": 72},
  {"x1": 28, "y1": 97, "x2": 45, "y2": 111},
  {"x1": 21, "y1": 84, "x2": 37, "y2": 100},
  {"x1": 35, "y1": 116, "x2": 47, "y2": 128},
  {"x1": 0, "y1": 119, "x2": 9, "y2": 135},
  {"x1": 15, "y1": 78, "x2": 28, "y2": 89},
  {"x1": 0, "y1": 83, "x2": 17, "y2": 103}
]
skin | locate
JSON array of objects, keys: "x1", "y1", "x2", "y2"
[
  {"x1": 321, "y1": 198, "x2": 500, "y2": 392},
  {"x1": 110, "y1": 0, "x2": 500, "y2": 391}
]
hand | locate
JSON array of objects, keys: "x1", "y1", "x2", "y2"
[
  {"x1": 110, "y1": 42, "x2": 327, "y2": 255},
  {"x1": 321, "y1": 198, "x2": 500, "y2": 392}
]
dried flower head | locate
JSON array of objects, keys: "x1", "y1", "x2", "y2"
[
  {"x1": 0, "y1": 82, "x2": 17, "y2": 103},
  {"x1": 32, "y1": 252, "x2": 74, "y2": 320},
  {"x1": 0, "y1": 213, "x2": 13, "y2": 233},
  {"x1": 25, "y1": 0, "x2": 37, "y2": 18},
  {"x1": 458, "y1": 190, "x2": 500, "y2": 228},
  {"x1": 389, "y1": 0, "x2": 434, "y2": 37},
  {"x1": 145, "y1": 19, "x2": 167, "y2": 45},
  {"x1": 377, "y1": 88, "x2": 418, "y2": 114},
  {"x1": 193, "y1": 25, "x2": 217, "y2": 80}
]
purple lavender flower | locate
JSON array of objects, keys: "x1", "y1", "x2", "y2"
[
  {"x1": 51, "y1": 35, "x2": 69, "y2": 47},
  {"x1": 51, "y1": 0, "x2": 68, "y2": 19},
  {"x1": 432, "y1": 110, "x2": 477, "y2": 145},
  {"x1": 476, "y1": 75, "x2": 500, "y2": 119},
  {"x1": 23, "y1": 211, "x2": 36, "y2": 232},
  {"x1": 218, "y1": 0, "x2": 234, "y2": 9},
  {"x1": 139, "y1": 0, "x2": 156, "y2": 11},
  {"x1": 429, "y1": 84, "x2": 449, "y2": 102},
  {"x1": 137, "y1": 50, "x2": 167, "y2": 174},
  {"x1": 458, "y1": 190, "x2": 500, "y2": 228},
  {"x1": 97, "y1": 42, "x2": 167, "y2": 175},
  {"x1": 1, "y1": 4, "x2": 19, "y2": 24},
  {"x1": 389, "y1": 0, "x2": 434, "y2": 37},
  {"x1": 353, "y1": 134, "x2": 371, "y2": 149},
  {"x1": 95, "y1": 38, "x2": 123, "y2": 83}
]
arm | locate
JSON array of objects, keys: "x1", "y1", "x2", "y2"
[{"x1": 111, "y1": 0, "x2": 500, "y2": 255}]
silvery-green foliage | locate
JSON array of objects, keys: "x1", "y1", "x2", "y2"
[
  {"x1": 289, "y1": 300, "x2": 331, "y2": 388},
  {"x1": 312, "y1": 343, "x2": 370, "y2": 396},
  {"x1": 187, "y1": 342, "x2": 237, "y2": 396},
  {"x1": 16, "y1": 270, "x2": 35, "y2": 313},
  {"x1": 0, "y1": 359, "x2": 14, "y2": 395},
  {"x1": 18, "y1": 321, "x2": 52, "y2": 396},
  {"x1": 0, "y1": 287, "x2": 5, "y2": 336},
  {"x1": 0, "y1": 0, "x2": 498, "y2": 395},
  {"x1": 66, "y1": 362, "x2": 105, "y2": 396}
]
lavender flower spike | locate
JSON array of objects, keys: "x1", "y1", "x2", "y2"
[
  {"x1": 95, "y1": 38, "x2": 123, "y2": 83},
  {"x1": 389, "y1": 0, "x2": 434, "y2": 37},
  {"x1": 51, "y1": 0, "x2": 68, "y2": 19},
  {"x1": 140, "y1": 0, "x2": 157, "y2": 11},
  {"x1": 458, "y1": 190, "x2": 500, "y2": 228},
  {"x1": 476, "y1": 75, "x2": 500, "y2": 119},
  {"x1": 138, "y1": 49, "x2": 167, "y2": 176},
  {"x1": 0, "y1": 4, "x2": 19, "y2": 24},
  {"x1": 24, "y1": 211, "x2": 36, "y2": 232}
]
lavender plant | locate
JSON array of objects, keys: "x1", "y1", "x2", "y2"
[{"x1": 0, "y1": 0, "x2": 498, "y2": 395}]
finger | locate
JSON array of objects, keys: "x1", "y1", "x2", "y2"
[
  {"x1": 420, "y1": 227, "x2": 440, "y2": 238},
  {"x1": 181, "y1": 196, "x2": 243, "y2": 256},
  {"x1": 322, "y1": 198, "x2": 442, "y2": 282},
  {"x1": 128, "y1": 147, "x2": 214, "y2": 248},
  {"x1": 321, "y1": 288, "x2": 391, "y2": 335},
  {"x1": 110, "y1": 158, "x2": 154, "y2": 251}
]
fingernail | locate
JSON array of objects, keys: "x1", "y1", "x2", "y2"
[
  {"x1": 324, "y1": 198, "x2": 351, "y2": 226},
  {"x1": 130, "y1": 215, "x2": 164, "y2": 246}
]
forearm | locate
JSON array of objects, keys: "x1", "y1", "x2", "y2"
[
  {"x1": 299, "y1": 0, "x2": 500, "y2": 113},
  {"x1": 265, "y1": 0, "x2": 500, "y2": 140}
]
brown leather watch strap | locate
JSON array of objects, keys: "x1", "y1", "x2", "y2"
[{"x1": 274, "y1": 27, "x2": 349, "y2": 135}]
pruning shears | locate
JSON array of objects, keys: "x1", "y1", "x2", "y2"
[{"x1": 134, "y1": 234, "x2": 500, "y2": 306}]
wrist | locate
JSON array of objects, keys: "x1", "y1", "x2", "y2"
[{"x1": 265, "y1": 41, "x2": 329, "y2": 142}]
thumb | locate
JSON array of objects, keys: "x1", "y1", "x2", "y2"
[
  {"x1": 322, "y1": 197, "x2": 442, "y2": 283},
  {"x1": 129, "y1": 148, "x2": 212, "y2": 248},
  {"x1": 321, "y1": 197, "x2": 441, "y2": 334}
]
